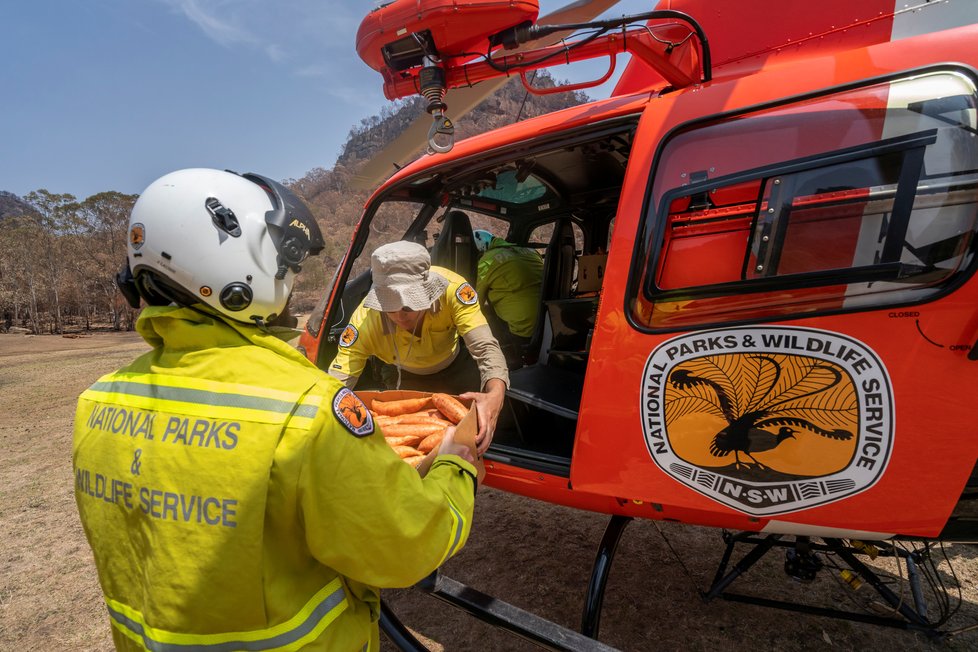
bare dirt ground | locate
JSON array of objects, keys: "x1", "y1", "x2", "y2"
[{"x1": 2, "y1": 331, "x2": 978, "y2": 651}]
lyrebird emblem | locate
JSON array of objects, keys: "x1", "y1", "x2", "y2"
[{"x1": 667, "y1": 355, "x2": 855, "y2": 473}]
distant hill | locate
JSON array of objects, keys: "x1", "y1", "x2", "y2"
[
  {"x1": 0, "y1": 191, "x2": 34, "y2": 221},
  {"x1": 291, "y1": 72, "x2": 589, "y2": 279}
]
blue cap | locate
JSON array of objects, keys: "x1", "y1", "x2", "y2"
[{"x1": 473, "y1": 229, "x2": 494, "y2": 252}]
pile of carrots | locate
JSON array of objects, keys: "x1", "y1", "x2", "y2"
[{"x1": 371, "y1": 393, "x2": 469, "y2": 468}]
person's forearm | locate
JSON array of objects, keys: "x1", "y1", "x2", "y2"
[
  {"x1": 483, "y1": 377, "x2": 506, "y2": 396},
  {"x1": 462, "y1": 325, "x2": 510, "y2": 389}
]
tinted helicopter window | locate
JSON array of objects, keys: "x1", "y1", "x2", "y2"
[
  {"x1": 529, "y1": 221, "x2": 584, "y2": 252},
  {"x1": 425, "y1": 209, "x2": 509, "y2": 248},
  {"x1": 634, "y1": 70, "x2": 978, "y2": 330},
  {"x1": 349, "y1": 200, "x2": 425, "y2": 278},
  {"x1": 476, "y1": 169, "x2": 549, "y2": 204}
]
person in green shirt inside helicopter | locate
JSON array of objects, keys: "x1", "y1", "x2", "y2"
[{"x1": 474, "y1": 229, "x2": 545, "y2": 368}]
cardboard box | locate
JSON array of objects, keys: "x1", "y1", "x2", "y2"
[
  {"x1": 356, "y1": 390, "x2": 485, "y2": 484},
  {"x1": 576, "y1": 254, "x2": 607, "y2": 293}
]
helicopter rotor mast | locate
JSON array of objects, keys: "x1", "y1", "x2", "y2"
[
  {"x1": 382, "y1": 19, "x2": 706, "y2": 105},
  {"x1": 358, "y1": 2, "x2": 710, "y2": 156}
]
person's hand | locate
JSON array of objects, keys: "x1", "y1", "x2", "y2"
[
  {"x1": 460, "y1": 378, "x2": 505, "y2": 455},
  {"x1": 436, "y1": 426, "x2": 475, "y2": 464}
]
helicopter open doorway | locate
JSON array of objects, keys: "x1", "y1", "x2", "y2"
[{"x1": 307, "y1": 115, "x2": 636, "y2": 478}]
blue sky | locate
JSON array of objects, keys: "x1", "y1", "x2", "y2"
[
  {"x1": 0, "y1": 0, "x2": 651, "y2": 199},
  {"x1": 1, "y1": 1, "x2": 650, "y2": 200}
]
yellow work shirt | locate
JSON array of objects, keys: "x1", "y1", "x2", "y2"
[
  {"x1": 329, "y1": 266, "x2": 488, "y2": 383},
  {"x1": 73, "y1": 305, "x2": 476, "y2": 651},
  {"x1": 476, "y1": 238, "x2": 544, "y2": 338}
]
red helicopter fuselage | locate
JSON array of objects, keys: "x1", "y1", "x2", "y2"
[{"x1": 300, "y1": 0, "x2": 978, "y2": 542}]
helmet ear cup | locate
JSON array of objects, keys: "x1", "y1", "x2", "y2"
[
  {"x1": 280, "y1": 236, "x2": 306, "y2": 267},
  {"x1": 219, "y1": 283, "x2": 253, "y2": 312}
]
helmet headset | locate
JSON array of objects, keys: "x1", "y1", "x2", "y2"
[{"x1": 116, "y1": 168, "x2": 324, "y2": 327}]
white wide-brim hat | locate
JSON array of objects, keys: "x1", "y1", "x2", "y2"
[{"x1": 363, "y1": 241, "x2": 449, "y2": 312}]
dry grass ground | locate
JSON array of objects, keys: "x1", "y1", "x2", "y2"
[{"x1": 2, "y1": 331, "x2": 977, "y2": 651}]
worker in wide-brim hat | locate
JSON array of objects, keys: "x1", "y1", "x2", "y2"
[{"x1": 329, "y1": 241, "x2": 509, "y2": 453}]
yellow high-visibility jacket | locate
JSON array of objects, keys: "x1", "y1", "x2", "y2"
[
  {"x1": 73, "y1": 305, "x2": 476, "y2": 651},
  {"x1": 476, "y1": 238, "x2": 544, "y2": 338}
]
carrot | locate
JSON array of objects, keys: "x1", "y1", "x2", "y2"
[
  {"x1": 404, "y1": 454, "x2": 426, "y2": 468},
  {"x1": 417, "y1": 430, "x2": 446, "y2": 453},
  {"x1": 431, "y1": 393, "x2": 468, "y2": 424},
  {"x1": 379, "y1": 423, "x2": 445, "y2": 440},
  {"x1": 391, "y1": 445, "x2": 421, "y2": 459},
  {"x1": 385, "y1": 435, "x2": 424, "y2": 448},
  {"x1": 394, "y1": 414, "x2": 453, "y2": 428},
  {"x1": 392, "y1": 408, "x2": 450, "y2": 420},
  {"x1": 371, "y1": 396, "x2": 434, "y2": 416},
  {"x1": 374, "y1": 410, "x2": 448, "y2": 426}
]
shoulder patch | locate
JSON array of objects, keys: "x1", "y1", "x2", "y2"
[
  {"x1": 455, "y1": 282, "x2": 478, "y2": 305},
  {"x1": 332, "y1": 388, "x2": 374, "y2": 437},
  {"x1": 338, "y1": 323, "x2": 359, "y2": 348}
]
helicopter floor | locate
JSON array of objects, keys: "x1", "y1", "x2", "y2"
[{"x1": 487, "y1": 401, "x2": 577, "y2": 476}]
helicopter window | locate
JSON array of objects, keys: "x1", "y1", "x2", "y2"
[
  {"x1": 427, "y1": 209, "x2": 509, "y2": 248},
  {"x1": 529, "y1": 221, "x2": 584, "y2": 253},
  {"x1": 349, "y1": 200, "x2": 428, "y2": 279},
  {"x1": 470, "y1": 214, "x2": 509, "y2": 238},
  {"x1": 635, "y1": 69, "x2": 978, "y2": 330},
  {"x1": 530, "y1": 222, "x2": 556, "y2": 246},
  {"x1": 745, "y1": 147, "x2": 912, "y2": 281},
  {"x1": 475, "y1": 169, "x2": 549, "y2": 204}
]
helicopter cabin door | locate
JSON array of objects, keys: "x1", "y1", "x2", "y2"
[{"x1": 572, "y1": 63, "x2": 978, "y2": 538}]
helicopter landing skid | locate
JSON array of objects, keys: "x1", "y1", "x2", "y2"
[
  {"x1": 379, "y1": 515, "x2": 633, "y2": 651},
  {"x1": 380, "y1": 570, "x2": 620, "y2": 652},
  {"x1": 702, "y1": 531, "x2": 945, "y2": 640}
]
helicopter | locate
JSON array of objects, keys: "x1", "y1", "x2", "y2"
[{"x1": 298, "y1": 0, "x2": 978, "y2": 647}]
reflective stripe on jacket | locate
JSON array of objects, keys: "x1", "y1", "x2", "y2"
[{"x1": 73, "y1": 305, "x2": 477, "y2": 651}]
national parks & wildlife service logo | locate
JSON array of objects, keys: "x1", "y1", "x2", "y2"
[
  {"x1": 641, "y1": 326, "x2": 893, "y2": 516},
  {"x1": 333, "y1": 388, "x2": 374, "y2": 437},
  {"x1": 338, "y1": 324, "x2": 359, "y2": 348},
  {"x1": 455, "y1": 283, "x2": 478, "y2": 305}
]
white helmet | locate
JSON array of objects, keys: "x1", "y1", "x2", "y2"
[{"x1": 117, "y1": 168, "x2": 323, "y2": 325}]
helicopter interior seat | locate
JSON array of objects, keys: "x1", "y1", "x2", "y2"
[
  {"x1": 505, "y1": 218, "x2": 585, "y2": 422},
  {"x1": 429, "y1": 209, "x2": 479, "y2": 283},
  {"x1": 520, "y1": 218, "x2": 576, "y2": 362}
]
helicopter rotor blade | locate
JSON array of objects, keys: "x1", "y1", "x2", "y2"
[
  {"x1": 350, "y1": 0, "x2": 623, "y2": 190},
  {"x1": 529, "y1": 0, "x2": 623, "y2": 42}
]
